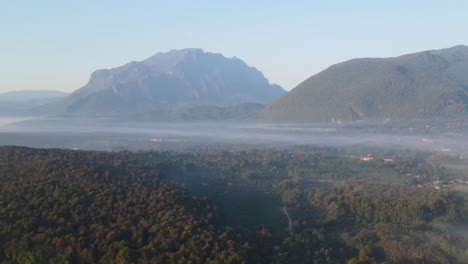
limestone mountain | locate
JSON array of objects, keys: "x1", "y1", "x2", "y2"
[
  {"x1": 259, "y1": 45, "x2": 468, "y2": 123},
  {"x1": 38, "y1": 49, "x2": 285, "y2": 117}
]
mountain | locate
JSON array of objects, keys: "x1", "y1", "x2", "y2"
[
  {"x1": 0, "y1": 90, "x2": 68, "y2": 102},
  {"x1": 37, "y1": 49, "x2": 285, "y2": 117},
  {"x1": 0, "y1": 90, "x2": 68, "y2": 116},
  {"x1": 134, "y1": 102, "x2": 266, "y2": 122},
  {"x1": 258, "y1": 45, "x2": 468, "y2": 123},
  {"x1": 172, "y1": 102, "x2": 266, "y2": 121}
]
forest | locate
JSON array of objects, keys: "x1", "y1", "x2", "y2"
[{"x1": 0, "y1": 146, "x2": 467, "y2": 263}]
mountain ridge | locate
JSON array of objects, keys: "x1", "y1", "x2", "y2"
[
  {"x1": 258, "y1": 45, "x2": 468, "y2": 123},
  {"x1": 38, "y1": 49, "x2": 285, "y2": 118},
  {"x1": 0, "y1": 90, "x2": 68, "y2": 102},
  {"x1": 0, "y1": 90, "x2": 68, "y2": 116}
]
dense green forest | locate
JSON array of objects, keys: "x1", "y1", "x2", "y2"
[
  {"x1": 258, "y1": 45, "x2": 468, "y2": 123},
  {"x1": 0, "y1": 146, "x2": 467, "y2": 263}
]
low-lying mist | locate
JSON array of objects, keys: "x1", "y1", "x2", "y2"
[
  {"x1": 0, "y1": 117, "x2": 467, "y2": 156},
  {"x1": 1, "y1": 116, "x2": 468, "y2": 263}
]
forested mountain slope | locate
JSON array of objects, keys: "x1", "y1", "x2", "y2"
[{"x1": 259, "y1": 45, "x2": 468, "y2": 123}]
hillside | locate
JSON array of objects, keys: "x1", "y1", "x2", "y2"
[
  {"x1": 133, "y1": 102, "x2": 266, "y2": 121},
  {"x1": 0, "y1": 90, "x2": 68, "y2": 116},
  {"x1": 37, "y1": 49, "x2": 285, "y2": 117},
  {"x1": 259, "y1": 45, "x2": 468, "y2": 123},
  {"x1": 0, "y1": 90, "x2": 68, "y2": 102}
]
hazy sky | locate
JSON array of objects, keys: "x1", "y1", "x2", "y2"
[{"x1": 1, "y1": 0, "x2": 467, "y2": 93}]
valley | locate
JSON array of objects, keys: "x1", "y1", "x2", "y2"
[{"x1": 1, "y1": 43, "x2": 468, "y2": 263}]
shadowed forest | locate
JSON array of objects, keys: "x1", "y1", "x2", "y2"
[{"x1": 1, "y1": 146, "x2": 467, "y2": 263}]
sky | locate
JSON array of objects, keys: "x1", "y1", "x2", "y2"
[{"x1": 1, "y1": 0, "x2": 468, "y2": 93}]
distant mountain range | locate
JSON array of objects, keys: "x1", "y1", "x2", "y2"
[
  {"x1": 0, "y1": 90, "x2": 68, "y2": 116},
  {"x1": 259, "y1": 45, "x2": 468, "y2": 123},
  {"x1": 5, "y1": 46, "x2": 468, "y2": 123},
  {"x1": 35, "y1": 49, "x2": 285, "y2": 118}
]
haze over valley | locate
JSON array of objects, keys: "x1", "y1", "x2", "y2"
[{"x1": 2, "y1": 46, "x2": 467, "y2": 155}]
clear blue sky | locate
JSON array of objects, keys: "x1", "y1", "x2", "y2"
[{"x1": 1, "y1": 0, "x2": 467, "y2": 92}]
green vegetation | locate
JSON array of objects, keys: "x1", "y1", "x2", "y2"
[
  {"x1": 0, "y1": 147, "x2": 250, "y2": 263},
  {"x1": 1, "y1": 146, "x2": 468, "y2": 263},
  {"x1": 135, "y1": 102, "x2": 266, "y2": 121},
  {"x1": 259, "y1": 45, "x2": 468, "y2": 123}
]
